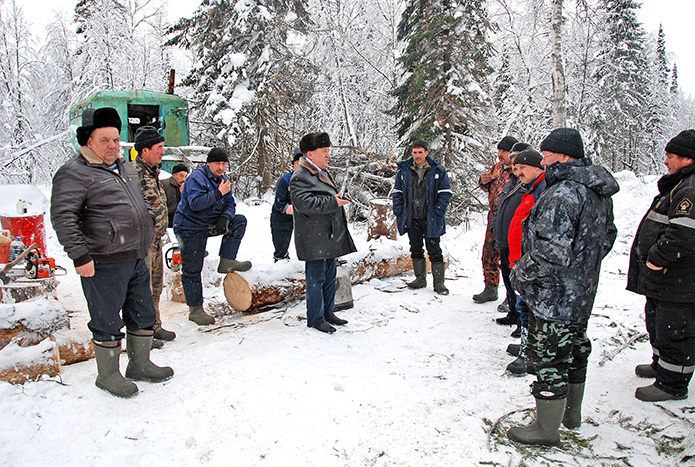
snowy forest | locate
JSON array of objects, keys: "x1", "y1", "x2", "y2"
[{"x1": 1, "y1": 0, "x2": 694, "y2": 221}]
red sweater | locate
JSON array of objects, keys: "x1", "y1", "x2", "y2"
[{"x1": 508, "y1": 172, "x2": 546, "y2": 268}]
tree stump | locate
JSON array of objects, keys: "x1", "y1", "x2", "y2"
[{"x1": 367, "y1": 198, "x2": 397, "y2": 241}]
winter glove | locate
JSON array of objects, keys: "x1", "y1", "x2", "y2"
[{"x1": 207, "y1": 215, "x2": 231, "y2": 236}]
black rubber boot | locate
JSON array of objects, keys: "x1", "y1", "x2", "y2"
[
  {"x1": 125, "y1": 333, "x2": 174, "y2": 383},
  {"x1": 218, "y1": 257, "x2": 252, "y2": 273},
  {"x1": 94, "y1": 341, "x2": 138, "y2": 398},
  {"x1": 562, "y1": 382, "x2": 585, "y2": 429},
  {"x1": 635, "y1": 383, "x2": 687, "y2": 401},
  {"x1": 188, "y1": 305, "x2": 215, "y2": 326},
  {"x1": 506, "y1": 327, "x2": 527, "y2": 376},
  {"x1": 472, "y1": 284, "x2": 497, "y2": 303},
  {"x1": 508, "y1": 397, "x2": 566, "y2": 446},
  {"x1": 635, "y1": 363, "x2": 657, "y2": 378},
  {"x1": 154, "y1": 328, "x2": 176, "y2": 341},
  {"x1": 432, "y1": 262, "x2": 449, "y2": 295},
  {"x1": 407, "y1": 258, "x2": 427, "y2": 289}
]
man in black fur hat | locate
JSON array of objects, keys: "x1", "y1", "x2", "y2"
[{"x1": 51, "y1": 107, "x2": 173, "y2": 398}]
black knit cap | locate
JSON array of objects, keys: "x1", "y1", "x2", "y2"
[
  {"x1": 540, "y1": 128, "x2": 585, "y2": 159},
  {"x1": 76, "y1": 107, "x2": 122, "y2": 146},
  {"x1": 207, "y1": 147, "x2": 229, "y2": 163},
  {"x1": 412, "y1": 139, "x2": 429, "y2": 151},
  {"x1": 134, "y1": 125, "x2": 165, "y2": 152},
  {"x1": 510, "y1": 142, "x2": 531, "y2": 157},
  {"x1": 513, "y1": 148, "x2": 544, "y2": 170},
  {"x1": 292, "y1": 147, "x2": 303, "y2": 163},
  {"x1": 665, "y1": 129, "x2": 695, "y2": 159},
  {"x1": 497, "y1": 136, "x2": 518, "y2": 152},
  {"x1": 299, "y1": 132, "x2": 331, "y2": 153},
  {"x1": 171, "y1": 163, "x2": 189, "y2": 175}
]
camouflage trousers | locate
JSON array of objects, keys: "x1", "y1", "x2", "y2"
[
  {"x1": 481, "y1": 210, "x2": 500, "y2": 286},
  {"x1": 145, "y1": 240, "x2": 164, "y2": 330},
  {"x1": 526, "y1": 313, "x2": 591, "y2": 399}
]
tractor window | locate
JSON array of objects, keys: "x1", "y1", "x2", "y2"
[{"x1": 127, "y1": 104, "x2": 161, "y2": 142}]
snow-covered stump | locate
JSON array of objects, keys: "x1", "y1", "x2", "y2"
[
  {"x1": 0, "y1": 298, "x2": 71, "y2": 383},
  {"x1": 221, "y1": 243, "x2": 422, "y2": 312},
  {"x1": 367, "y1": 198, "x2": 397, "y2": 241},
  {"x1": 0, "y1": 277, "x2": 58, "y2": 303}
]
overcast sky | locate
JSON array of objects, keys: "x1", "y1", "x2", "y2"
[{"x1": 20, "y1": 0, "x2": 695, "y2": 97}]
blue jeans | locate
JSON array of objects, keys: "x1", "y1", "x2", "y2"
[
  {"x1": 81, "y1": 258, "x2": 156, "y2": 342},
  {"x1": 305, "y1": 259, "x2": 337, "y2": 327},
  {"x1": 516, "y1": 295, "x2": 530, "y2": 328},
  {"x1": 176, "y1": 214, "x2": 247, "y2": 307}
]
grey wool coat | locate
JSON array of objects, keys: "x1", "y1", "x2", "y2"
[
  {"x1": 511, "y1": 158, "x2": 619, "y2": 324},
  {"x1": 289, "y1": 157, "x2": 356, "y2": 262}
]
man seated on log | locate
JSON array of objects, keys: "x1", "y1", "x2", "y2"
[
  {"x1": 270, "y1": 148, "x2": 301, "y2": 262},
  {"x1": 392, "y1": 139, "x2": 452, "y2": 295},
  {"x1": 290, "y1": 132, "x2": 356, "y2": 334},
  {"x1": 173, "y1": 147, "x2": 252, "y2": 326},
  {"x1": 51, "y1": 107, "x2": 173, "y2": 398}
]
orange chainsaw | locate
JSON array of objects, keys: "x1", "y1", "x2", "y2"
[{"x1": 24, "y1": 248, "x2": 67, "y2": 279}]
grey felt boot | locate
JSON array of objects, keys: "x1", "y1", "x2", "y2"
[
  {"x1": 94, "y1": 341, "x2": 138, "y2": 398},
  {"x1": 407, "y1": 258, "x2": 427, "y2": 289},
  {"x1": 124, "y1": 333, "x2": 174, "y2": 383},
  {"x1": 188, "y1": 305, "x2": 215, "y2": 325},
  {"x1": 562, "y1": 382, "x2": 585, "y2": 429},
  {"x1": 432, "y1": 262, "x2": 449, "y2": 295},
  {"x1": 507, "y1": 397, "x2": 566, "y2": 446},
  {"x1": 218, "y1": 257, "x2": 252, "y2": 273},
  {"x1": 472, "y1": 284, "x2": 497, "y2": 303}
]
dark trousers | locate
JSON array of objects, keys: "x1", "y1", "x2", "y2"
[
  {"x1": 270, "y1": 212, "x2": 293, "y2": 260},
  {"x1": 407, "y1": 218, "x2": 443, "y2": 263},
  {"x1": 500, "y1": 247, "x2": 519, "y2": 320},
  {"x1": 516, "y1": 295, "x2": 530, "y2": 328},
  {"x1": 526, "y1": 313, "x2": 591, "y2": 397},
  {"x1": 305, "y1": 258, "x2": 337, "y2": 327},
  {"x1": 645, "y1": 297, "x2": 695, "y2": 396},
  {"x1": 176, "y1": 214, "x2": 247, "y2": 307},
  {"x1": 81, "y1": 258, "x2": 156, "y2": 342}
]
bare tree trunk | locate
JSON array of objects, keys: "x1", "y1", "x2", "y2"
[{"x1": 550, "y1": 0, "x2": 566, "y2": 128}]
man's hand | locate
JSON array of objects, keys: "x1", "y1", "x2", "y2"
[
  {"x1": 76, "y1": 261, "x2": 95, "y2": 277},
  {"x1": 285, "y1": 205, "x2": 294, "y2": 215},
  {"x1": 646, "y1": 260, "x2": 663, "y2": 271},
  {"x1": 219, "y1": 179, "x2": 232, "y2": 195},
  {"x1": 208, "y1": 215, "x2": 231, "y2": 236},
  {"x1": 336, "y1": 193, "x2": 349, "y2": 207},
  {"x1": 480, "y1": 173, "x2": 493, "y2": 185}
]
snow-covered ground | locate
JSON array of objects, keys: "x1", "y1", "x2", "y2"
[{"x1": 1, "y1": 171, "x2": 694, "y2": 466}]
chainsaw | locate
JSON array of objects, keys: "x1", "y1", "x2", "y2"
[
  {"x1": 24, "y1": 248, "x2": 67, "y2": 279},
  {"x1": 164, "y1": 245, "x2": 182, "y2": 272}
]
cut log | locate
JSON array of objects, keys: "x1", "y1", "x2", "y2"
[
  {"x1": 0, "y1": 277, "x2": 58, "y2": 303},
  {"x1": 0, "y1": 339, "x2": 60, "y2": 384},
  {"x1": 52, "y1": 332, "x2": 94, "y2": 366},
  {"x1": 166, "y1": 272, "x2": 186, "y2": 303},
  {"x1": 0, "y1": 298, "x2": 70, "y2": 350},
  {"x1": 224, "y1": 273, "x2": 305, "y2": 312}
]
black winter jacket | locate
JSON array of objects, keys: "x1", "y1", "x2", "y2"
[
  {"x1": 511, "y1": 158, "x2": 618, "y2": 324},
  {"x1": 492, "y1": 174, "x2": 522, "y2": 249},
  {"x1": 51, "y1": 147, "x2": 155, "y2": 267},
  {"x1": 627, "y1": 163, "x2": 695, "y2": 302},
  {"x1": 289, "y1": 157, "x2": 356, "y2": 261}
]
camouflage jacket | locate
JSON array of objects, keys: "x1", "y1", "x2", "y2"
[
  {"x1": 479, "y1": 161, "x2": 512, "y2": 212},
  {"x1": 134, "y1": 157, "x2": 168, "y2": 240},
  {"x1": 510, "y1": 158, "x2": 619, "y2": 324}
]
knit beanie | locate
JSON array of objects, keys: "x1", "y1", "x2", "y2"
[
  {"x1": 293, "y1": 147, "x2": 303, "y2": 163},
  {"x1": 299, "y1": 132, "x2": 331, "y2": 153},
  {"x1": 134, "y1": 126, "x2": 165, "y2": 152},
  {"x1": 207, "y1": 147, "x2": 229, "y2": 163},
  {"x1": 497, "y1": 136, "x2": 518, "y2": 152},
  {"x1": 513, "y1": 148, "x2": 544, "y2": 170},
  {"x1": 665, "y1": 129, "x2": 695, "y2": 159},
  {"x1": 76, "y1": 107, "x2": 122, "y2": 146},
  {"x1": 510, "y1": 142, "x2": 531, "y2": 157},
  {"x1": 540, "y1": 128, "x2": 585, "y2": 159},
  {"x1": 171, "y1": 163, "x2": 189, "y2": 175}
]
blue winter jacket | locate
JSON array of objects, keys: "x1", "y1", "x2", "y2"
[
  {"x1": 271, "y1": 171, "x2": 294, "y2": 226},
  {"x1": 392, "y1": 156, "x2": 452, "y2": 238},
  {"x1": 173, "y1": 164, "x2": 237, "y2": 233}
]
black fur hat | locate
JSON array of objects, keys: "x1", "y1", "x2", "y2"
[
  {"x1": 299, "y1": 132, "x2": 331, "y2": 153},
  {"x1": 540, "y1": 128, "x2": 585, "y2": 159},
  {"x1": 76, "y1": 107, "x2": 122, "y2": 146},
  {"x1": 665, "y1": 130, "x2": 695, "y2": 159},
  {"x1": 134, "y1": 125, "x2": 164, "y2": 152},
  {"x1": 497, "y1": 136, "x2": 518, "y2": 152}
]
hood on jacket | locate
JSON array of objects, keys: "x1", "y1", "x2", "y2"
[{"x1": 545, "y1": 158, "x2": 619, "y2": 197}]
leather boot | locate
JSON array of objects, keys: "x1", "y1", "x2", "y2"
[
  {"x1": 153, "y1": 327, "x2": 176, "y2": 341},
  {"x1": 407, "y1": 258, "x2": 427, "y2": 289},
  {"x1": 94, "y1": 341, "x2": 138, "y2": 398},
  {"x1": 472, "y1": 284, "x2": 497, "y2": 303},
  {"x1": 432, "y1": 262, "x2": 449, "y2": 295},
  {"x1": 125, "y1": 332, "x2": 174, "y2": 382},
  {"x1": 506, "y1": 326, "x2": 527, "y2": 376},
  {"x1": 562, "y1": 382, "x2": 585, "y2": 429},
  {"x1": 188, "y1": 305, "x2": 215, "y2": 325},
  {"x1": 218, "y1": 257, "x2": 252, "y2": 273},
  {"x1": 508, "y1": 397, "x2": 566, "y2": 446}
]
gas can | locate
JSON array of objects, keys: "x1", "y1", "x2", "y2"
[{"x1": 8, "y1": 237, "x2": 25, "y2": 262}]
